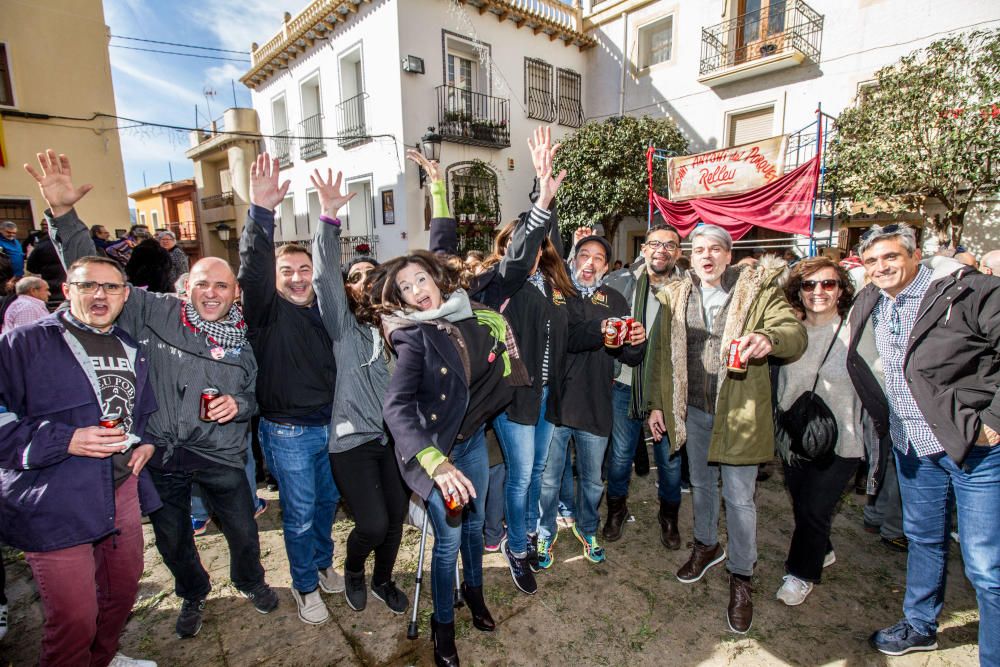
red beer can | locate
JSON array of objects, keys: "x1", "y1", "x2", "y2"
[
  {"x1": 727, "y1": 339, "x2": 748, "y2": 373},
  {"x1": 199, "y1": 388, "x2": 220, "y2": 422},
  {"x1": 445, "y1": 492, "x2": 464, "y2": 516},
  {"x1": 604, "y1": 317, "x2": 624, "y2": 347},
  {"x1": 99, "y1": 412, "x2": 122, "y2": 429},
  {"x1": 623, "y1": 316, "x2": 636, "y2": 344}
]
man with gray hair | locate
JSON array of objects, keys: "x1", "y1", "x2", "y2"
[
  {"x1": 980, "y1": 249, "x2": 1000, "y2": 276},
  {"x1": 646, "y1": 223, "x2": 805, "y2": 634},
  {"x1": 1, "y1": 276, "x2": 50, "y2": 332},
  {"x1": 847, "y1": 223, "x2": 1000, "y2": 661},
  {"x1": 158, "y1": 231, "x2": 189, "y2": 288}
]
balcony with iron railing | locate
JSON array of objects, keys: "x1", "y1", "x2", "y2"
[
  {"x1": 201, "y1": 191, "x2": 234, "y2": 209},
  {"x1": 337, "y1": 93, "x2": 369, "y2": 148},
  {"x1": 436, "y1": 85, "x2": 511, "y2": 149},
  {"x1": 698, "y1": 0, "x2": 823, "y2": 87},
  {"x1": 299, "y1": 113, "x2": 326, "y2": 160},
  {"x1": 168, "y1": 220, "x2": 199, "y2": 242},
  {"x1": 271, "y1": 129, "x2": 293, "y2": 167}
]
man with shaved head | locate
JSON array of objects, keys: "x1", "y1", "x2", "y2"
[
  {"x1": 980, "y1": 250, "x2": 1000, "y2": 276},
  {"x1": 27, "y1": 150, "x2": 279, "y2": 641}
]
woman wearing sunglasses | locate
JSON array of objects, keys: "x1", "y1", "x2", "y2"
[{"x1": 774, "y1": 256, "x2": 862, "y2": 606}]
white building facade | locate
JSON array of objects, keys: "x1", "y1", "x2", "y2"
[
  {"x1": 581, "y1": 0, "x2": 1000, "y2": 259},
  {"x1": 242, "y1": 0, "x2": 593, "y2": 262}
]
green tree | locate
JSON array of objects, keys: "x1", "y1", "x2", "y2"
[
  {"x1": 553, "y1": 115, "x2": 687, "y2": 244},
  {"x1": 829, "y1": 29, "x2": 1000, "y2": 246}
]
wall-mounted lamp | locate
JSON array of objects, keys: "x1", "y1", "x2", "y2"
[
  {"x1": 215, "y1": 222, "x2": 232, "y2": 243},
  {"x1": 402, "y1": 55, "x2": 425, "y2": 74},
  {"x1": 417, "y1": 126, "x2": 442, "y2": 188}
]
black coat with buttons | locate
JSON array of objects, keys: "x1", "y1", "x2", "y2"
[{"x1": 847, "y1": 263, "x2": 1000, "y2": 464}]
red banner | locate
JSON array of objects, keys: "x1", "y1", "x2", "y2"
[{"x1": 649, "y1": 147, "x2": 821, "y2": 240}]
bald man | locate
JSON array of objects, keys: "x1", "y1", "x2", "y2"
[
  {"x1": 27, "y1": 150, "x2": 279, "y2": 640},
  {"x1": 981, "y1": 250, "x2": 1000, "y2": 276}
]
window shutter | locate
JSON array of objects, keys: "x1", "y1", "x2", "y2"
[{"x1": 728, "y1": 107, "x2": 774, "y2": 146}]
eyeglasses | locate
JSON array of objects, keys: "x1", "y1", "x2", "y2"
[
  {"x1": 69, "y1": 281, "x2": 126, "y2": 295},
  {"x1": 860, "y1": 223, "x2": 900, "y2": 242},
  {"x1": 800, "y1": 279, "x2": 840, "y2": 292},
  {"x1": 346, "y1": 272, "x2": 367, "y2": 285},
  {"x1": 645, "y1": 240, "x2": 679, "y2": 251}
]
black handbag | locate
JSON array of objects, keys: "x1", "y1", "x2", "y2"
[{"x1": 774, "y1": 318, "x2": 844, "y2": 465}]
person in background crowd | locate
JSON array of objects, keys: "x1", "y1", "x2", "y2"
[
  {"x1": 980, "y1": 249, "x2": 1000, "y2": 276},
  {"x1": 612, "y1": 259, "x2": 623, "y2": 271},
  {"x1": 0, "y1": 251, "x2": 13, "y2": 295},
  {"x1": 174, "y1": 272, "x2": 189, "y2": 299},
  {"x1": 647, "y1": 224, "x2": 806, "y2": 634},
  {"x1": 310, "y1": 165, "x2": 409, "y2": 617},
  {"x1": 125, "y1": 239, "x2": 174, "y2": 293},
  {"x1": 1, "y1": 276, "x2": 50, "y2": 333},
  {"x1": 239, "y1": 153, "x2": 342, "y2": 625},
  {"x1": 464, "y1": 250, "x2": 485, "y2": 275},
  {"x1": 954, "y1": 250, "x2": 977, "y2": 268},
  {"x1": 847, "y1": 223, "x2": 1000, "y2": 662},
  {"x1": 105, "y1": 225, "x2": 151, "y2": 267},
  {"x1": 536, "y1": 230, "x2": 646, "y2": 568},
  {"x1": 0, "y1": 255, "x2": 160, "y2": 667},
  {"x1": 158, "y1": 231, "x2": 189, "y2": 288},
  {"x1": 25, "y1": 227, "x2": 67, "y2": 305},
  {"x1": 0, "y1": 222, "x2": 24, "y2": 278},
  {"x1": 603, "y1": 224, "x2": 686, "y2": 549},
  {"x1": 366, "y1": 247, "x2": 529, "y2": 667},
  {"x1": 30, "y1": 149, "x2": 279, "y2": 641},
  {"x1": 91, "y1": 224, "x2": 114, "y2": 256},
  {"x1": 23, "y1": 221, "x2": 48, "y2": 255},
  {"x1": 773, "y1": 257, "x2": 862, "y2": 606},
  {"x1": 482, "y1": 429, "x2": 507, "y2": 552}
]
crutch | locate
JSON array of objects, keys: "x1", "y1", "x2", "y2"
[
  {"x1": 453, "y1": 559, "x2": 465, "y2": 609},
  {"x1": 407, "y1": 510, "x2": 431, "y2": 640}
]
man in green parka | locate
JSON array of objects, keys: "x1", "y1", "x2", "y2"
[{"x1": 646, "y1": 224, "x2": 806, "y2": 634}]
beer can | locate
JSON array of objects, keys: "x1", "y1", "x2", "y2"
[
  {"x1": 199, "y1": 388, "x2": 220, "y2": 422},
  {"x1": 604, "y1": 317, "x2": 623, "y2": 347},
  {"x1": 727, "y1": 339, "x2": 748, "y2": 373},
  {"x1": 445, "y1": 492, "x2": 464, "y2": 516},
  {"x1": 623, "y1": 316, "x2": 636, "y2": 344},
  {"x1": 99, "y1": 412, "x2": 122, "y2": 429}
]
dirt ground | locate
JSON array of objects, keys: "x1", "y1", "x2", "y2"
[{"x1": 0, "y1": 458, "x2": 982, "y2": 666}]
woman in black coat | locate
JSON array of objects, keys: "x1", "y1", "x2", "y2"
[
  {"x1": 363, "y1": 250, "x2": 527, "y2": 667},
  {"x1": 125, "y1": 239, "x2": 174, "y2": 293}
]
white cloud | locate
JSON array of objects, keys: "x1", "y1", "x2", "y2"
[
  {"x1": 191, "y1": 0, "x2": 297, "y2": 54},
  {"x1": 111, "y1": 58, "x2": 204, "y2": 108}
]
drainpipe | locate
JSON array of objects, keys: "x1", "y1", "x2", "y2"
[{"x1": 619, "y1": 12, "x2": 628, "y2": 117}]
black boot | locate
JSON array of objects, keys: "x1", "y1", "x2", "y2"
[
  {"x1": 603, "y1": 496, "x2": 628, "y2": 542},
  {"x1": 431, "y1": 616, "x2": 460, "y2": 667},
  {"x1": 658, "y1": 499, "x2": 681, "y2": 550},
  {"x1": 461, "y1": 582, "x2": 496, "y2": 632}
]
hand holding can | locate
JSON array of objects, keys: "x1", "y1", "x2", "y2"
[
  {"x1": 604, "y1": 318, "x2": 624, "y2": 348},
  {"x1": 199, "y1": 388, "x2": 220, "y2": 422},
  {"x1": 727, "y1": 339, "x2": 748, "y2": 373}
]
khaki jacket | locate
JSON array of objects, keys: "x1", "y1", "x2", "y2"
[{"x1": 646, "y1": 262, "x2": 806, "y2": 465}]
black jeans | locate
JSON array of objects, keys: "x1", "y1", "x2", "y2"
[
  {"x1": 330, "y1": 440, "x2": 408, "y2": 585},
  {"x1": 782, "y1": 455, "x2": 860, "y2": 583},
  {"x1": 149, "y1": 462, "x2": 266, "y2": 600}
]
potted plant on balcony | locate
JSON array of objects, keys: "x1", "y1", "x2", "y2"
[{"x1": 471, "y1": 120, "x2": 493, "y2": 142}]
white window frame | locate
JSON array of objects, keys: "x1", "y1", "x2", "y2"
[
  {"x1": 270, "y1": 92, "x2": 289, "y2": 134},
  {"x1": 150, "y1": 210, "x2": 159, "y2": 229},
  {"x1": 139, "y1": 212, "x2": 146, "y2": 226},
  {"x1": 723, "y1": 102, "x2": 777, "y2": 148},
  {"x1": 636, "y1": 13, "x2": 676, "y2": 71}
]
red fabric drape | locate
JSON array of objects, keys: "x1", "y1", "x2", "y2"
[{"x1": 647, "y1": 149, "x2": 822, "y2": 240}]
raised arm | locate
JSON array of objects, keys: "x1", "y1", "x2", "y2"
[
  {"x1": 309, "y1": 166, "x2": 357, "y2": 341},
  {"x1": 406, "y1": 149, "x2": 457, "y2": 255},
  {"x1": 238, "y1": 153, "x2": 290, "y2": 329}
]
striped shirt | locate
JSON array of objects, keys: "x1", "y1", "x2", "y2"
[{"x1": 872, "y1": 265, "x2": 943, "y2": 457}]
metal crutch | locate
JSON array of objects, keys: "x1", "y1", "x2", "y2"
[
  {"x1": 407, "y1": 510, "x2": 431, "y2": 640},
  {"x1": 453, "y1": 558, "x2": 465, "y2": 608}
]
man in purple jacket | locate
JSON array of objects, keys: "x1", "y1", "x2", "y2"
[{"x1": 0, "y1": 255, "x2": 161, "y2": 667}]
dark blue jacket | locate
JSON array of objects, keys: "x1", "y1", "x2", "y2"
[{"x1": 0, "y1": 314, "x2": 162, "y2": 552}]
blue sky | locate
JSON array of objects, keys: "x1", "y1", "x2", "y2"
[{"x1": 104, "y1": 0, "x2": 297, "y2": 197}]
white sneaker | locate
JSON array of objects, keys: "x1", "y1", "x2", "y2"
[
  {"x1": 318, "y1": 566, "x2": 345, "y2": 594},
  {"x1": 108, "y1": 654, "x2": 157, "y2": 667},
  {"x1": 823, "y1": 550, "x2": 836, "y2": 568},
  {"x1": 291, "y1": 588, "x2": 330, "y2": 625},
  {"x1": 776, "y1": 575, "x2": 813, "y2": 606},
  {"x1": 0, "y1": 602, "x2": 7, "y2": 641}
]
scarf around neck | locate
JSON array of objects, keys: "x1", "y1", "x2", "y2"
[
  {"x1": 182, "y1": 300, "x2": 247, "y2": 351},
  {"x1": 571, "y1": 271, "x2": 601, "y2": 298},
  {"x1": 393, "y1": 288, "x2": 474, "y2": 324}
]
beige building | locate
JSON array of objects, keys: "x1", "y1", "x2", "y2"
[
  {"x1": 129, "y1": 178, "x2": 202, "y2": 262},
  {"x1": 0, "y1": 0, "x2": 129, "y2": 238},
  {"x1": 185, "y1": 108, "x2": 262, "y2": 267}
]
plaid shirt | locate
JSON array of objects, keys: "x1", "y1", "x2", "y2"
[{"x1": 872, "y1": 265, "x2": 943, "y2": 457}]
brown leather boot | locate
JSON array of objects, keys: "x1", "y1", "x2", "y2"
[
  {"x1": 658, "y1": 500, "x2": 681, "y2": 550},
  {"x1": 727, "y1": 575, "x2": 754, "y2": 634},
  {"x1": 602, "y1": 496, "x2": 628, "y2": 542},
  {"x1": 676, "y1": 540, "x2": 726, "y2": 583}
]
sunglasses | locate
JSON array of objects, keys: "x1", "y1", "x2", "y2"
[
  {"x1": 860, "y1": 223, "x2": 900, "y2": 242},
  {"x1": 800, "y1": 279, "x2": 840, "y2": 292}
]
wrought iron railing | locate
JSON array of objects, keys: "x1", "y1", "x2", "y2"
[
  {"x1": 337, "y1": 93, "x2": 369, "y2": 148},
  {"x1": 436, "y1": 85, "x2": 510, "y2": 149},
  {"x1": 201, "y1": 191, "x2": 234, "y2": 209},
  {"x1": 271, "y1": 129, "x2": 293, "y2": 166},
  {"x1": 556, "y1": 67, "x2": 584, "y2": 128},
  {"x1": 299, "y1": 113, "x2": 326, "y2": 160},
  {"x1": 525, "y1": 58, "x2": 556, "y2": 122},
  {"x1": 340, "y1": 234, "x2": 378, "y2": 266},
  {"x1": 699, "y1": 0, "x2": 823, "y2": 76},
  {"x1": 169, "y1": 220, "x2": 199, "y2": 242}
]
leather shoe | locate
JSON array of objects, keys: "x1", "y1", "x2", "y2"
[
  {"x1": 461, "y1": 582, "x2": 495, "y2": 632},
  {"x1": 603, "y1": 496, "x2": 628, "y2": 542},
  {"x1": 658, "y1": 500, "x2": 681, "y2": 550},
  {"x1": 431, "y1": 616, "x2": 460, "y2": 667},
  {"x1": 727, "y1": 575, "x2": 753, "y2": 634},
  {"x1": 676, "y1": 540, "x2": 726, "y2": 583}
]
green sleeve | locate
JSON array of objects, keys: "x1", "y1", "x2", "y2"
[
  {"x1": 416, "y1": 446, "x2": 448, "y2": 476},
  {"x1": 430, "y1": 181, "x2": 450, "y2": 219}
]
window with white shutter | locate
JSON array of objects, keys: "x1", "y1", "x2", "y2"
[{"x1": 727, "y1": 106, "x2": 774, "y2": 146}]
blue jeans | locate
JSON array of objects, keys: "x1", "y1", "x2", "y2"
[
  {"x1": 539, "y1": 427, "x2": 608, "y2": 540},
  {"x1": 558, "y1": 452, "x2": 575, "y2": 518},
  {"x1": 606, "y1": 382, "x2": 681, "y2": 502},
  {"x1": 192, "y1": 434, "x2": 259, "y2": 522},
  {"x1": 258, "y1": 420, "x2": 339, "y2": 593},
  {"x1": 895, "y1": 444, "x2": 1000, "y2": 664},
  {"x1": 493, "y1": 386, "x2": 554, "y2": 555},
  {"x1": 426, "y1": 428, "x2": 489, "y2": 624},
  {"x1": 484, "y1": 463, "x2": 507, "y2": 546}
]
